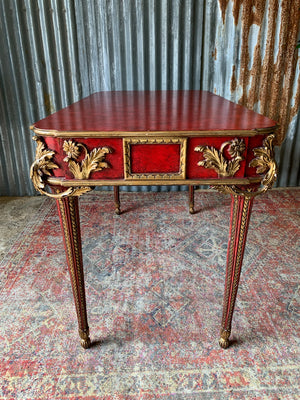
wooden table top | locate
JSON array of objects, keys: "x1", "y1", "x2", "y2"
[{"x1": 32, "y1": 90, "x2": 277, "y2": 135}]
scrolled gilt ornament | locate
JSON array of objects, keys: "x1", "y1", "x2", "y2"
[
  {"x1": 212, "y1": 134, "x2": 277, "y2": 198},
  {"x1": 195, "y1": 138, "x2": 246, "y2": 177},
  {"x1": 63, "y1": 140, "x2": 112, "y2": 179},
  {"x1": 30, "y1": 136, "x2": 92, "y2": 199},
  {"x1": 30, "y1": 136, "x2": 59, "y2": 192},
  {"x1": 249, "y1": 134, "x2": 277, "y2": 192}
]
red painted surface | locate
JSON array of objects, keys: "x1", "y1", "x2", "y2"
[
  {"x1": 33, "y1": 91, "x2": 277, "y2": 133},
  {"x1": 130, "y1": 144, "x2": 181, "y2": 174}
]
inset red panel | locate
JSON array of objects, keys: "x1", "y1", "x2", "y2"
[
  {"x1": 131, "y1": 143, "x2": 181, "y2": 174},
  {"x1": 124, "y1": 138, "x2": 187, "y2": 180}
]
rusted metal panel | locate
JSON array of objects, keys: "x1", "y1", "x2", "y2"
[
  {"x1": 221, "y1": 0, "x2": 299, "y2": 146},
  {"x1": 202, "y1": 0, "x2": 300, "y2": 186},
  {"x1": 0, "y1": 0, "x2": 299, "y2": 196}
]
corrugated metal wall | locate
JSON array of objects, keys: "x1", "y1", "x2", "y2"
[{"x1": 0, "y1": 0, "x2": 299, "y2": 196}]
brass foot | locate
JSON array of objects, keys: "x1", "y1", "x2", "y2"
[
  {"x1": 219, "y1": 329, "x2": 231, "y2": 349},
  {"x1": 79, "y1": 328, "x2": 91, "y2": 349},
  {"x1": 189, "y1": 205, "x2": 194, "y2": 214},
  {"x1": 81, "y1": 337, "x2": 91, "y2": 349},
  {"x1": 115, "y1": 207, "x2": 121, "y2": 215}
]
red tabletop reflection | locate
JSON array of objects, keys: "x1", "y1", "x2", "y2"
[{"x1": 33, "y1": 91, "x2": 277, "y2": 133}]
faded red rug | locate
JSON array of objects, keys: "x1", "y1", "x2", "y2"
[{"x1": 0, "y1": 189, "x2": 299, "y2": 399}]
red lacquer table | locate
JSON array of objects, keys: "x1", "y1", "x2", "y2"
[{"x1": 30, "y1": 90, "x2": 278, "y2": 349}]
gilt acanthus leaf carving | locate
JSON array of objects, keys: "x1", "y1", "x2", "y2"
[
  {"x1": 212, "y1": 134, "x2": 277, "y2": 198},
  {"x1": 249, "y1": 134, "x2": 277, "y2": 190},
  {"x1": 194, "y1": 138, "x2": 246, "y2": 177},
  {"x1": 63, "y1": 140, "x2": 112, "y2": 179},
  {"x1": 30, "y1": 136, "x2": 59, "y2": 193},
  {"x1": 30, "y1": 136, "x2": 94, "y2": 198}
]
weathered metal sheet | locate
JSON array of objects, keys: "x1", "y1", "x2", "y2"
[
  {"x1": 0, "y1": 0, "x2": 299, "y2": 196},
  {"x1": 215, "y1": 0, "x2": 300, "y2": 145}
]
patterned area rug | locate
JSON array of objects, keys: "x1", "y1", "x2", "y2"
[{"x1": 0, "y1": 189, "x2": 299, "y2": 399}]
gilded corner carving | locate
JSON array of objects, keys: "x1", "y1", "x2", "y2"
[
  {"x1": 194, "y1": 138, "x2": 246, "y2": 178},
  {"x1": 30, "y1": 136, "x2": 59, "y2": 194},
  {"x1": 30, "y1": 136, "x2": 92, "y2": 198},
  {"x1": 213, "y1": 134, "x2": 277, "y2": 198},
  {"x1": 249, "y1": 134, "x2": 277, "y2": 191}
]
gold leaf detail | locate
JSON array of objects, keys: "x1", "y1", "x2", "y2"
[
  {"x1": 249, "y1": 134, "x2": 277, "y2": 190},
  {"x1": 195, "y1": 138, "x2": 245, "y2": 177},
  {"x1": 63, "y1": 140, "x2": 80, "y2": 162},
  {"x1": 211, "y1": 134, "x2": 277, "y2": 199},
  {"x1": 30, "y1": 137, "x2": 96, "y2": 198},
  {"x1": 30, "y1": 136, "x2": 59, "y2": 193},
  {"x1": 63, "y1": 140, "x2": 112, "y2": 179},
  {"x1": 226, "y1": 138, "x2": 246, "y2": 159},
  {"x1": 71, "y1": 187, "x2": 93, "y2": 196}
]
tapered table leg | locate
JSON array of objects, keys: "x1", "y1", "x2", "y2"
[
  {"x1": 189, "y1": 185, "x2": 195, "y2": 214},
  {"x1": 56, "y1": 196, "x2": 91, "y2": 349},
  {"x1": 114, "y1": 186, "x2": 121, "y2": 215},
  {"x1": 219, "y1": 194, "x2": 254, "y2": 349}
]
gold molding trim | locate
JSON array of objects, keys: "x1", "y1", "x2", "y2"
[
  {"x1": 212, "y1": 134, "x2": 277, "y2": 198},
  {"x1": 30, "y1": 136, "x2": 93, "y2": 198},
  {"x1": 47, "y1": 176, "x2": 262, "y2": 187},
  {"x1": 123, "y1": 137, "x2": 187, "y2": 180},
  {"x1": 63, "y1": 140, "x2": 111, "y2": 179},
  {"x1": 31, "y1": 125, "x2": 278, "y2": 138},
  {"x1": 194, "y1": 138, "x2": 246, "y2": 177}
]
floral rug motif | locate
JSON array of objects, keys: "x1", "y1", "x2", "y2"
[{"x1": 0, "y1": 189, "x2": 299, "y2": 399}]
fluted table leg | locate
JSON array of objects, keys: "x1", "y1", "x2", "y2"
[
  {"x1": 219, "y1": 194, "x2": 254, "y2": 349},
  {"x1": 56, "y1": 196, "x2": 91, "y2": 349}
]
